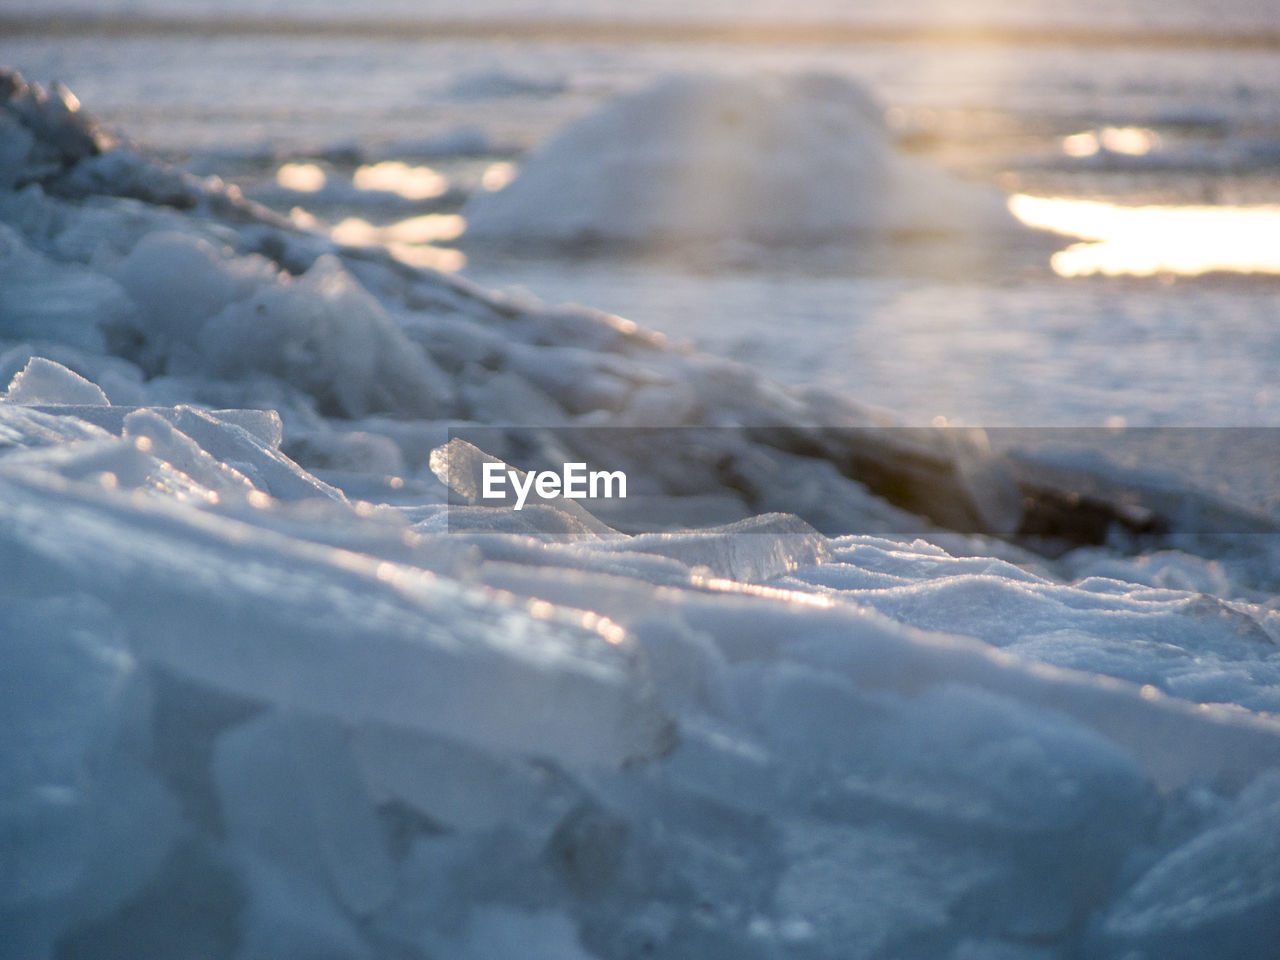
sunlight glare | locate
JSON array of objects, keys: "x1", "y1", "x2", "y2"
[
  {"x1": 1100, "y1": 126, "x2": 1158, "y2": 156},
  {"x1": 353, "y1": 161, "x2": 449, "y2": 200},
  {"x1": 1061, "y1": 127, "x2": 1158, "y2": 159},
  {"x1": 1010, "y1": 194, "x2": 1280, "y2": 277},
  {"x1": 387, "y1": 242, "x2": 466, "y2": 273},
  {"x1": 481, "y1": 161, "x2": 516, "y2": 192},
  {"x1": 384, "y1": 214, "x2": 466, "y2": 244},
  {"x1": 276, "y1": 162, "x2": 327, "y2": 193},
  {"x1": 330, "y1": 216, "x2": 466, "y2": 272},
  {"x1": 330, "y1": 217, "x2": 379, "y2": 246},
  {"x1": 1061, "y1": 132, "x2": 1099, "y2": 158},
  {"x1": 330, "y1": 213, "x2": 464, "y2": 246}
]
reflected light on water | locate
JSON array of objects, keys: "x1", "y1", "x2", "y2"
[
  {"x1": 481, "y1": 161, "x2": 516, "y2": 192},
  {"x1": 331, "y1": 215, "x2": 466, "y2": 272},
  {"x1": 384, "y1": 214, "x2": 466, "y2": 244},
  {"x1": 275, "y1": 162, "x2": 327, "y2": 192},
  {"x1": 1009, "y1": 194, "x2": 1280, "y2": 277},
  {"x1": 352, "y1": 161, "x2": 449, "y2": 200},
  {"x1": 331, "y1": 215, "x2": 464, "y2": 246},
  {"x1": 1061, "y1": 126, "x2": 1159, "y2": 159},
  {"x1": 385, "y1": 243, "x2": 466, "y2": 272}
]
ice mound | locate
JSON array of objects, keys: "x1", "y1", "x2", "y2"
[{"x1": 464, "y1": 73, "x2": 1028, "y2": 249}]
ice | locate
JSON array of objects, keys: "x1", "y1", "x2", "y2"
[
  {"x1": 949, "y1": 942, "x2": 1056, "y2": 960},
  {"x1": 0, "y1": 468, "x2": 674, "y2": 768},
  {"x1": 0, "y1": 435, "x2": 222, "y2": 502},
  {"x1": 0, "y1": 343, "x2": 147, "y2": 406},
  {"x1": 0, "y1": 222, "x2": 134, "y2": 352},
  {"x1": 213, "y1": 711, "x2": 396, "y2": 917},
  {"x1": 137, "y1": 405, "x2": 340, "y2": 501},
  {"x1": 770, "y1": 822, "x2": 1003, "y2": 957},
  {"x1": 350, "y1": 723, "x2": 579, "y2": 836},
  {"x1": 0, "y1": 596, "x2": 180, "y2": 957},
  {"x1": 502, "y1": 343, "x2": 641, "y2": 416},
  {"x1": 108, "y1": 230, "x2": 276, "y2": 373},
  {"x1": 1098, "y1": 771, "x2": 1280, "y2": 957},
  {"x1": 121, "y1": 410, "x2": 263, "y2": 499},
  {"x1": 8, "y1": 402, "x2": 341, "y2": 502},
  {"x1": 477, "y1": 552, "x2": 1280, "y2": 793},
  {"x1": 464, "y1": 74, "x2": 1032, "y2": 250},
  {"x1": 0, "y1": 110, "x2": 35, "y2": 190},
  {"x1": 458, "y1": 369, "x2": 566, "y2": 425},
  {"x1": 0, "y1": 597, "x2": 135, "y2": 910},
  {"x1": 597, "y1": 513, "x2": 831, "y2": 582},
  {"x1": 142, "y1": 372, "x2": 327, "y2": 437},
  {"x1": 3, "y1": 356, "x2": 110, "y2": 406},
  {"x1": 4, "y1": 69, "x2": 1280, "y2": 960},
  {"x1": 435, "y1": 907, "x2": 601, "y2": 960},
  {"x1": 430, "y1": 437, "x2": 624, "y2": 538},
  {"x1": 197, "y1": 254, "x2": 455, "y2": 419},
  {"x1": 0, "y1": 403, "x2": 115, "y2": 452},
  {"x1": 232, "y1": 853, "x2": 373, "y2": 960},
  {"x1": 105, "y1": 227, "x2": 457, "y2": 422},
  {"x1": 749, "y1": 667, "x2": 1149, "y2": 833},
  {"x1": 770, "y1": 559, "x2": 1280, "y2": 713},
  {"x1": 282, "y1": 428, "x2": 407, "y2": 476}
]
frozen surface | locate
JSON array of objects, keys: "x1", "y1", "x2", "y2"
[
  {"x1": 6, "y1": 381, "x2": 1280, "y2": 959},
  {"x1": 2, "y1": 63, "x2": 1280, "y2": 960}
]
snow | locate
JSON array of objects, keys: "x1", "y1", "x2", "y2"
[
  {"x1": 3, "y1": 356, "x2": 110, "y2": 405},
  {"x1": 463, "y1": 74, "x2": 1032, "y2": 250},
  {"x1": 0, "y1": 222, "x2": 130, "y2": 352},
  {"x1": 3, "y1": 68, "x2": 1280, "y2": 960}
]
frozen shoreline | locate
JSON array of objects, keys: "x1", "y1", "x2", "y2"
[{"x1": 3, "y1": 70, "x2": 1280, "y2": 960}]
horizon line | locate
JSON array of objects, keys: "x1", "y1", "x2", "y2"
[{"x1": 6, "y1": 14, "x2": 1280, "y2": 50}]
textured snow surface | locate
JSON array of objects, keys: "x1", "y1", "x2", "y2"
[{"x1": 3, "y1": 71, "x2": 1280, "y2": 960}]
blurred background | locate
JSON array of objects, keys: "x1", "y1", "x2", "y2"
[{"x1": 4, "y1": 0, "x2": 1280, "y2": 429}]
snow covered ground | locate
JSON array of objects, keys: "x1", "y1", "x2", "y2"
[{"x1": 3, "y1": 17, "x2": 1280, "y2": 960}]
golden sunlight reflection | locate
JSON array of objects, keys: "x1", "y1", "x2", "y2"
[
  {"x1": 690, "y1": 574, "x2": 834, "y2": 608},
  {"x1": 387, "y1": 243, "x2": 465, "y2": 272},
  {"x1": 1061, "y1": 127, "x2": 1159, "y2": 159},
  {"x1": 275, "y1": 162, "x2": 327, "y2": 192},
  {"x1": 331, "y1": 215, "x2": 466, "y2": 272},
  {"x1": 352, "y1": 161, "x2": 448, "y2": 200},
  {"x1": 331, "y1": 214, "x2": 465, "y2": 246},
  {"x1": 481, "y1": 161, "x2": 516, "y2": 192},
  {"x1": 1009, "y1": 195, "x2": 1280, "y2": 277}
]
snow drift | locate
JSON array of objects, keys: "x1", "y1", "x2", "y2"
[{"x1": 463, "y1": 73, "x2": 1029, "y2": 249}]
